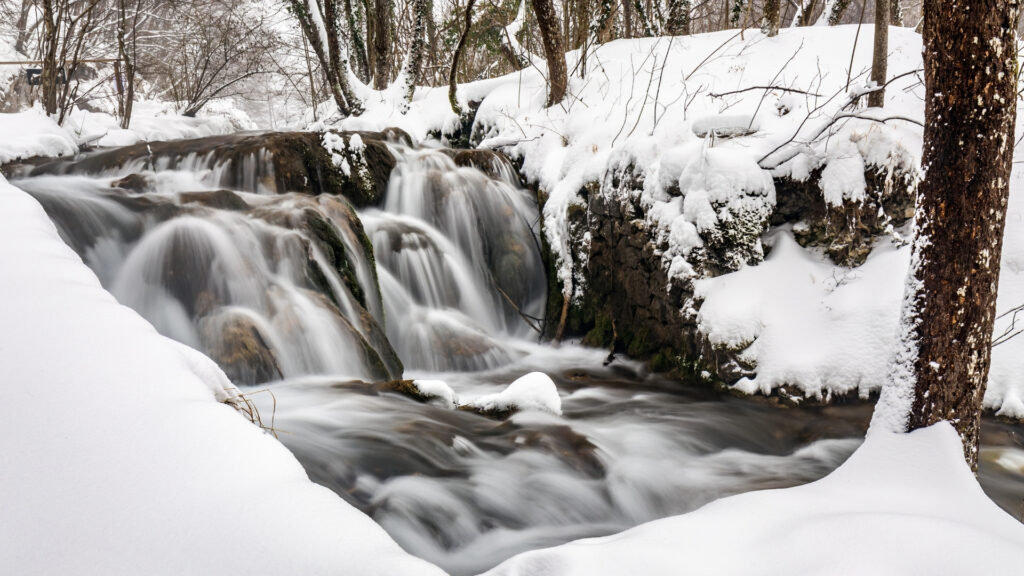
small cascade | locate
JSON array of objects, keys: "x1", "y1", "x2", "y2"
[
  {"x1": 15, "y1": 174, "x2": 401, "y2": 384},
  {"x1": 365, "y1": 146, "x2": 546, "y2": 372},
  {"x1": 12, "y1": 132, "x2": 546, "y2": 381}
]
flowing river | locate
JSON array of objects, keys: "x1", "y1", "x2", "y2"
[{"x1": 10, "y1": 131, "x2": 1024, "y2": 575}]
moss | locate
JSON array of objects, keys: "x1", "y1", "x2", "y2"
[
  {"x1": 582, "y1": 312, "x2": 615, "y2": 348},
  {"x1": 304, "y1": 209, "x2": 366, "y2": 309}
]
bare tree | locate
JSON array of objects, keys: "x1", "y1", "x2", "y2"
[
  {"x1": 448, "y1": 0, "x2": 476, "y2": 115},
  {"x1": 285, "y1": 0, "x2": 363, "y2": 116},
  {"x1": 874, "y1": 0, "x2": 1020, "y2": 470},
  {"x1": 39, "y1": 0, "x2": 103, "y2": 122},
  {"x1": 115, "y1": 0, "x2": 144, "y2": 128},
  {"x1": 153, "y1": 1, "x2": 279, "y2": 117},
  {"x1": 530, "y1": 0, "x2": 566, "y2": 107},
  {"x1": 867, "y1": 0, "x2": 888, "y2": 107}
]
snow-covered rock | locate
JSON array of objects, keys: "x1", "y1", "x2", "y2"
[{"x1": 466, "y1": 372, "x2": 563, "y2": 417}]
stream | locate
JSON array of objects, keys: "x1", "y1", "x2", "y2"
[{"x1": 10, "y1": 131, "x2": 1024, "y2": 575}]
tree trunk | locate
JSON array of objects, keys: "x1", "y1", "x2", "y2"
[
  {"x1": 826, "y1": 0, "x2": 851, "y2": 24},
  {"x1": 666, "y1": 0, "x2": 690, "y2": 35},
  {"x1": 623, "y1": 0, "x2": 633, "y2": 38},
  {"x1": 371, "y1": 0, "x2": 392, "y2": 89},
  {"x1": 116, "y1": 0, "x2": 137, "y2": 129},
  {"x1": 761, "y1": 0, "x2": 779, "y2": 35},
  {"x1": 531, "y1": 0, "x2": 567, "y2": 107},
  {"x1": 40, "y1": 0, "x2": 58, "y2": 116},
  {"x1": 14, "y1": 0, "x2": 33, "y2": 55},
  {"x1": 323, "y1": 0, "x2": 363, "y2": 114},
  {"x1": 867, "y1": 0, "x2": 888, "y2": 107},
  {"x1": 890, "y1": 0, "x2": 903, "y2": 26},
  {"x1": 344, "y1": 0, "x2": 370, "y2": 81},
  {"x1": 592, "y1": 0, "x2": 619, "y2": 43},
  {"x1": 398, "y1": 0, "x2": 428, "y2": 112},
  {"x1": 448, "y1": 0, "x2": 476, "y2": 115},
  {"x1": 876, "y1": 0, "x2": 1019, "y2": 470}
]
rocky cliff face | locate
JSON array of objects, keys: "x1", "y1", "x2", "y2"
[{"x1": 548, "y1": 148, "x2": 918, "y2": 392}]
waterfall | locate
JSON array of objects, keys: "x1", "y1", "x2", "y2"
[{"x1": 12, "y1": 134, "x2": 546, "y2": 382}]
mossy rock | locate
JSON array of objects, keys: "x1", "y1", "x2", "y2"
[
  {"x1": 200, "y1": 313, "x2": 283, "y2": 385},
  {"x1": 178, "y1": 189, "x2": 249, "y2": 211}
]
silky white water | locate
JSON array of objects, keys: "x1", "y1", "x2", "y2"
[{"x1": 13, "y1": 135, "x2": 1024, "y2": 576}]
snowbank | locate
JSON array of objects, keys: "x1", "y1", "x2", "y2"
[
  {"x1": 483, "y1": 423, "x2": 1024, "y2": 576},
  {"x1": 0, "y1": 176, "x2": 444, "y2": 575},
  {"x1": 0, "y1": 108, "x2": 79, "y2": 163},
  {"x1": 696, "y1": 230, "x2": 908, "y2": 401}
]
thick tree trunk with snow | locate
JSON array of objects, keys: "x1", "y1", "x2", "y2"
[
  {"x1": 761, "y1": 0, "x2": 779, "y2": 35},
  {"x1": 531, "y1": 0, "x2": 567, "y2": 107},
  {"x1": 867, "y1": 0, "x2": 888, "y2": 107},
  {"x1": 398, "y1": 0, "x2": 428, "y2": 113},
  {"x1": 879, "y1": 0, "x2": 1019, "y2": 470}
]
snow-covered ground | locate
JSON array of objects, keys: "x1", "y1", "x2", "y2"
[{"x1": 0, "y1": 175, "x2": 444, "y2": 575}]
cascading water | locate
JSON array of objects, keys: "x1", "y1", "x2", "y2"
[
  {"x1": 12, "y1": 132, "x2": 1024, "y2": 576},
  {"x1": 363, "y1": 146, "x2": 546, "y2": 371}
]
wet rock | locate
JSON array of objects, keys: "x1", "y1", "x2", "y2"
[
  {"x1": 440, "y1": 148, "x2": 519, "y2": 183},
  {"x1": 111, "y1": 173, "x2": 151, "y2": 193},
  {"x1": 178, "y1": 189, "x2": 249, "y2": 211},
  {"x1": 200, "y1": 312, "x2": 283, "y2": 385},
  {"x1": 29, "y1": 130, "x2": 401, "y2": 207}
]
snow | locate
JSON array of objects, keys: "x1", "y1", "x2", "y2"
[
  {"x1": 413, "y1": 379, "x2": 460, "y2": 409},
  {"x1": 482, "y1": 423, "x2": 1024, "y2": 576},
  {"x1": 0, "y1": 101, "x2": 250, "y2": 164},
  {"x1": 465, "y1": 372, "x2": 563, "y2": 416},
  {"x1": 696, "y1": 229, "x2": 909, "y2": 401},
  {"x1": 0, "y1": 107, "x2": 78, "y2": 163},
  {"x1": 0, "y1": 175, "x2": 444, "y2": 576}
]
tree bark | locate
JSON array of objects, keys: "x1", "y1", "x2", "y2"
[
  {"x1": 867, "y1": 0, "x2": 888, "y2": 107},
  {"x1": 40, "y1": 0, "x2": 59, "y2": 116},
  {"x1": 116, "y1": 0, "x2": 138, "y2": 129},
  {"x1": 826, "y1": 0, "x2": 851, "y2": 24},
  {"x1": 448, "y1": 0, "x2": 476, "y2": 115},
  {"x1": 531, "y1": 0, "x2": 567, "y2": 107},
  {"x1": 879, "y1": 0, "x2": 1019, "y2": 470},
  {"x1": 398, "y1": 0, "x2": 428, "y2": 112},
  {"x1": 370, "y1": 0, "x2": 392, "y2": 89},
  {"x1": 592, "y1": 0, "x2": 619, "y2": 43},
  {"x1": 344, "y1": 0, "x2": 370, "y2": 81},
  {"x1": 761, "y1": 0, "x2": 779, "y2": 35},
  {"x1": 890, "y1": 0, "x2": 903, "y2": 26},
  {"x1": 666, "y1": 0, "x2": 690, "y2": 35},
  {"x1": 14, "y1": 0, "x2": 33, "y2": 55}
]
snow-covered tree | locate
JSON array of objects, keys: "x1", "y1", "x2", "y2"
[{"x1": 874, "y1": 0, "x2": 1020, "y2": 470}]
